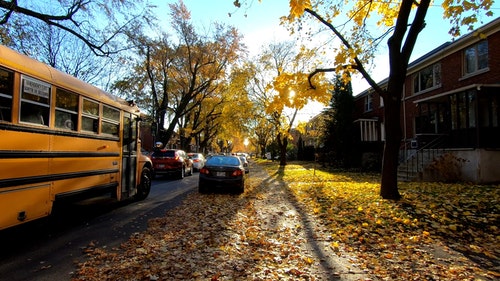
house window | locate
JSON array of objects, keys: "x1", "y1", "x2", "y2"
[
  {"x1": 467, "y1": 90, "x2": 477, "y2": 128},
  {"x1": 357, "y1": 119, "x2": 378, "y2": 141},
  {"x1": 364, "y1": 93, "x2": 373, "y2": 112},
  {"x1": 464, "y1": 40, "x2": 488, "y2": 75},
  {"x1": 450, "y1": 91, "x2": 477, "y2": 130},
  {"x1": 415, "y1": 102, "x2": 449, "y2": 135},
  {"x1": 413, "y1": 63, "x2": 441, "y2": 94}
]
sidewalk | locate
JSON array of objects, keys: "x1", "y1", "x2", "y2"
[{"x1": 73, "y1": 162, "x2": 373, "y2": 280}]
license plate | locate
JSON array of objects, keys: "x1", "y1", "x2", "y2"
[
  {"x1": 157, "y1": 164, "x2": 165, "y2": 168},
  {"x1": 216, "y1": 172, "x2": 225, "y2": 177}
]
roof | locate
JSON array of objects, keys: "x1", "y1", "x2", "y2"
[{"x1": 355, "y1": 17, "x2": 500, "y2": 99}]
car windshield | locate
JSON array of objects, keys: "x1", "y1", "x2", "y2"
[
  {"x1": 189, "y1": 154, "x2": 199, "y2": 159},
  {"x1": 206, "y1": 156, "x2": 240, "y2": 166},
  {"x1": 152, "y1": 150, "x2": 176, "y2": 157}
]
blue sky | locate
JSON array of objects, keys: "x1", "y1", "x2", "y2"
[
  {"x1": 154, "y1": 0, "x2": 290, "y2": 55},
  {"x1": 151, "y1": 0, "x2": 499, "y2": 120}
]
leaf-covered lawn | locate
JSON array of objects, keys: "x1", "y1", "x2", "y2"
[
  {"x1": 71, "y1": 160, "x2": 498, "y2": 280},
  {"x1": 258, "y1": 160, "x2": 499, "y2": 280}
]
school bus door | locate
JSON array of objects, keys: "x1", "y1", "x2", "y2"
[{"x1": 121, "y1": 113, "x2": 138, "y2": 199}]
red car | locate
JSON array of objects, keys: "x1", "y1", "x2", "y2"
[{"x1": 151, "y1": 149, "x2": 193, "y2": 179}]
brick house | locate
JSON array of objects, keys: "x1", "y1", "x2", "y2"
[{"x1": 354, "y1": 17, "x2": 500, "y2": 183}]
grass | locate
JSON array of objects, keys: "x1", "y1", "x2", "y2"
[{"x1": 257, "y1": 159, "x2": 499, "y2": 280}]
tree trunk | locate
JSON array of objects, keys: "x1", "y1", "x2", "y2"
[
  {"x1": 380, "y1": 90, "x2": 402, "y2": 200},
  {"x1": 276, "y1": 132, "x2": 288, "y2": 166},
  {"x1": 279, "y1": 137, "x2": 288, "y2": 166},
  {"x1": 259, "y1": 143, "x2": 266, "y2": 158},
  {"x1": 378, "y1": 0, "x2": 429, "y2": 200}
]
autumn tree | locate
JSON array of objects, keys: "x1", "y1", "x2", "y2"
[
  {"x1": 177, "y1": 65, "x2": 253, "y2": 153},
  {"x1": 158, "y1": 2, "x2": 243, "y2": 149},
  {"x1": 235, "y1": 0, "x2": 493, "y2": 199},
  {"x1": 266, "y1": 43, "x2": 331, "y2": 166},
  {"x1": 322, "y1": 75, "x2": 355, "y2": 168},
  {"x1": 217, "y1": 65, "x2": 256, "y2": 152},
  {"x1": 243, "y1": 61, "x2": 276, "y2": 157},
  {"x1": 252, "y1": 117, "x2": 275, "y2": 158},
  {"x1": 112, "y1": 33, "x2": 170, "y2": 129},
  {"x1": 179, "y1": 94, "x2": 223, "y2": 153},
  {"x1": 244, "y1": 42, "x2": 330, "y2": 164},
  {"x1": 114, "y1": 1, "x2": 244, "y2": 150}
]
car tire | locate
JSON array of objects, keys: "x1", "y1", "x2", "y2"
[
  {"x1": 235, "y1": 181, "x2": 245, "y2": 194},
  {"x1": 135, "y1": 167, "x2": 151, "y2": 200},
  {"x1": 198, "y1": 184, "x2": 207, "y2": 193}
]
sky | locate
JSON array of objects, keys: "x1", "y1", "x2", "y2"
[{"x1": 151, "y1": 0, "x2": 499, "y2": 122}]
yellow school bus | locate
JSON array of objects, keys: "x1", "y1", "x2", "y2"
[{"x1": 0, "y1": 45, "x2": 153, "y2": 230}]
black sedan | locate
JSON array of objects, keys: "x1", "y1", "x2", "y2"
[{"x1": 198, "y1": 155, "x2": 246, "y2": 194}]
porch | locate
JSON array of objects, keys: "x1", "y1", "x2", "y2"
[{"x1": 399, "y1": 84, "x2": 500, "y2": 183}]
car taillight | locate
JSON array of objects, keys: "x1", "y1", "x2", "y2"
[
  {"x1": 200, "y1": 167, "x2": 209, "y2": 175},
  {"x1": 231, "y1": 169, "x2": 243, "y2": 176},
  {"x1": 193, "y1": 159, "x2": 200, "y2": 162}
]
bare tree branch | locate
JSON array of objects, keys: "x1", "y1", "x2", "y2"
[
  {"x1": 0, "y1": 0, "x2": 87, "y2": 22},
  {"x1": 0, "y1": 0, "x2": 143, "y2": 56},
  {"x1": 304, "y1": 8, "x2": 383, "y2": 94},
  {"x1": 307, "y1": 68, "x2": 335, "y2": 89}
]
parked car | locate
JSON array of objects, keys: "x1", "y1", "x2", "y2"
[
  {"x1": 151, "y1": 149, "x2": 193, "y2": 179},
  {"x1": 198, "y1": 155, "x2": 246, "y2": 194},
  {"x1": 188, "y1": 153, "x2": 206, "y2": 171},
  {"x1": 238, "y1": 155, "x2": 249, "y2": 174}
]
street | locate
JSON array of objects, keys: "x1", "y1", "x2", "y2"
[{"x1": 0, "y1": 175, "x2": 197, "y2": 281}]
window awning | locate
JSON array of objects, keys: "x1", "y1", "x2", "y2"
[
  {"x1": 354, "y1": 118, "x2": 379, "y2": 123},
  {"x1": 412, "y1": 84, "x2": 500, "y2": 104}
]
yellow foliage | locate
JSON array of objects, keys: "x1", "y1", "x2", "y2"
[
  {"x1": 289, "y1": 0, "x2": 311, "y2": 19},
  {"x1": 269, "y1": 71, "x2": 331, "y2": 116},
  {"x1": 295, "y1": 121, "x2": 307, "y2": 134},
  {"x1": 259, "y1": 160, "x2": 499, "y2": 280},
  {"x1": 282, "y1": 0, "x2": 494, "y2": 82}
]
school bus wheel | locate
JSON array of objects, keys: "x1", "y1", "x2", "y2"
[{"x1": 135, "y1": 167, "x2": 152, "y2": 200}]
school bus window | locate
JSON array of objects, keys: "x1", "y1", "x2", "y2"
[
  {"x1": 102, "y1": 105, "x2": 119, "y2": 136},
  {"x1": 20, "y1": 76, "x2": 50, "y2": 126},
  {"x1": 82, "y1": 98, "x2": 99, "y2": 133},
  {"x1": 55, "y1": 89, "x2": 78, "y2": 130},
  {"x1": 103, "y1": 105, "x2": 120, "y2": 121},
  {"x1": 0, "y1": 68, "x2": 14, "y2": 122},
  {"x1": 101, "y1": 121, "x2": 119, "y2": 136}
]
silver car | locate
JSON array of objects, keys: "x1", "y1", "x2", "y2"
[
  {"x1": 238, "y1": 156, "x2": 249, "y2": 174},
  {"x1": 188, "y1": 153, "x2": 206, "y2": 171}
]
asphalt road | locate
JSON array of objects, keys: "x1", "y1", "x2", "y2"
[{"x1": 0, "y1": 174, "x2": 198, "y2": 281}]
